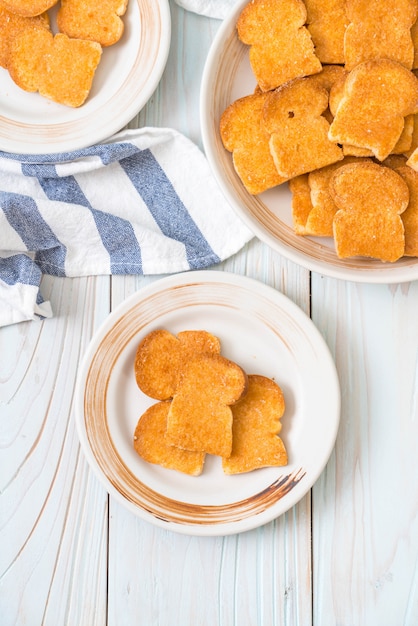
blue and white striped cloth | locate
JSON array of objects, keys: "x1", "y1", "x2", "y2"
[
  {"x1": 0, "y1": 127, "x2": 252, "y2": 326},
  {"x1": 173, "y1": 0, "x2": 237, "y2": 19}
]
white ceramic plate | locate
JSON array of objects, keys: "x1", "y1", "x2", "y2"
[
  {"x1": 200, "y1": 0, "x2": 418, "y2": 283},
  {"x1": 75, "y1": 271, "x2": 340, "y2": 536},
  {"x1": 0, "y1": 0, "x2": 171, "y2": 154}
]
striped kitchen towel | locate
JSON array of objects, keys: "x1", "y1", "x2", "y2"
[
  {"x1": 0, "y1": 127, "x2": 253, "y2": 327},
  {"x1": 173, "y1": 0, "x2": 238, "y2": 19}
]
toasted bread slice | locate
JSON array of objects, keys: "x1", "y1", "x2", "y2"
[
  {"x1": 328, "y1": 59, "x2": 418, "y2": 161},
  {"x1": 0, "y1": 6, "x2": 50, "y2": 69},
  {"x1": 383, "y1": 159, "x2": 418, "y2": 257},
  {"x1": 222, "y1": 375, "x2": 287, "y2": 475},
  {"x1": 237, "y1": 0, "x2": 321, "y2": 92},
  {"x1": 166, "y1": 353, "x2": 248, "y2": 457},
  {"x1": 330, "y1": 161, "x2": 409, "y2": 261},
  {"x1": 134, "y1": 329, "x2": 221, "y2": 400},
  {"x1": 329, "y1": 72, "x2": 415, "y2": 157},
  {"x1": 8, "y1": 29, "x2": 102, "y2": 107},
  {"x1": 289, "y1": 174, "x2": 313, "y2": 235},
  {"x1": 306, "y1": 156, "x2": 373, "y2": 236},
  {"x1": 220, "y1": 92, "x2": 287, "y2": 195},
  {"x1": 344, "y1": 0, "x2": 417, "y2": 71},
  {"x1": 57, "y1": 0, "x2": 128, "y2": 47},
  {"x1": 263, "y1": 77, "x2": 343, "y2": 179},
  {"x1": 304, "y1": 0, "x2": 348, "y2": 64},
  {"x1": 0, "y1": 0, "x2": 57, "y2": 17},
  {"x1": 134, "y1": 401, "x2": 205, "y2": 476}
]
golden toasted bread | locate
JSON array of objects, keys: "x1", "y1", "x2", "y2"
[
  {"x1": 330, "y1": 161, "x2": 409, "y2": 261},
  {"x1": 304, "y1": 0, "x2": 348, "y2": 64},
  {"x1": 237, "y1": 0, "x2": 321, "y2": 92},
  {"x1": 0, "y1": 0, "x2": 57, "y2": 17},
  {"x1": 330, "y1": 73, "x2": 415, "y2": 157},
  {"x1": 288, "y1": 174, "x2": 313, "y2": 235},
  {"x1": 220, "y1": 92, "x2": 287, "y2": 195},
  {"x1": 344, "y1": 0, "x2": 417, "y2": 71},
  {"x1": 133, "y1": 401, "x2": 205, "y2": 476},
  {"x1": 8, "y1": 29, "x2": 102, "y2": 107},
  {"x1": 308, "y1": 64, "x2": 348, "y2": 124},
  {"x1": 411, "y1": 19, "x2": 418, "y2": 69},
  {"x1": 328, "y1": 59, "x2": 418, "y2": 161},
  {"x1": 290, "y1": 156, "x2": 372, "y2": 237},
  {"x1": 306, "y1": 157, "x2": 372, "y2": 236},
  {"x1": 166, "y1": 353, "x2": 248, "y2": 458},
  {"x1": 222, "y1": 375, "x2": 287, "y2": 475},
  {"x1": 134, "y1": 329, "x2": 221, "y2": 401},
  {"x1": 57, "y1": 0, "x2": 128, "y2": 47},
  {"x1": 0, "y1": 5, "x2": 50, "y2": 69},
  {"x1": 263, "y1": 76, "x2": 343, "y2": 179},
  {"x1": 383, "y1": 157, "x2": 418, "y2": 256}
]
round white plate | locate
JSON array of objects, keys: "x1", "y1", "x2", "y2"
[
  {"x1": 200, "y1": 0, "x2": 418, "y2": 283},
  {"x1": 0, "y1": 0, "x2": 171, "y2": 154},
  {"x1": 75, "y1": 271, "x2": 340, "y2": 536}
]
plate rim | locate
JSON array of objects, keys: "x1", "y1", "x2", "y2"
[
  {"x1": 0, "y1": 0, "x2": 171, "y2": 154},
  {"x1": 199, "y1": 0, "x2": 418, "y2": 284},
  {"x1": 74, "y1": 270, "x2": 341, "y2": 536}
]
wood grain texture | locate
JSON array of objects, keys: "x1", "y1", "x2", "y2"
[
  {"x1": 311, "y1": 276, "x2": 418, "y2": 626},
  {"x1": 1, "y1": 1, "x2": 418, "y2": 625}
]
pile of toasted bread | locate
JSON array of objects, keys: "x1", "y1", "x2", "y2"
[
  {"x1": 133, "y1": 329, "x2": 288, "y2": 476},
  {"x1": 220, "y1": 0, "x2": 418, "y2": 262},
  {"x1": 0, "y1": 0, "x2": 128, "y2": 107}
]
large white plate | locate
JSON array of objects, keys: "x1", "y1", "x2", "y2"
[
  {"x1": 200, "y1": 0, "x2": 418, "y2": 283},
  {"x1": 75, "y1": 271, "x2": 340, "y2": 536},
  {"x1": 0, "y1": 0, "x2": 171, "y2": 154}
]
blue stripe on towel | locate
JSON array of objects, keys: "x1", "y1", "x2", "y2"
[
  {"x1": 32, "y1": 168, "x2": 143, "y2": 274},
  {"x1": 1, "y1": 191, "x2": 67, "y2": 276},
  {"x1": 3, "y1": 142, "x2": 139, "y2": 166},
  {"x1": 0, "y1": 254, "x2": 42, "y2": 287},
  {"x1": 120, "y1": 149, "x2": 221, "y2": 268}
]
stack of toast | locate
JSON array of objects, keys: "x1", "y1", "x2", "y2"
[
  {"x1": 220, "y1": 0, "x2": 418, "y2": 262},
  {"x1": 133, "y1": 329, "x2": 288, "y2": 477},
  {"x1": 0, "y1": 0, "x2": 128, "y2": 106}
]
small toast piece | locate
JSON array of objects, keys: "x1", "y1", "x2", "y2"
[
  {"x1": 263, "y1": 77, "x2": 343, "y2": 179},
  {"x1": 329, "y1": 72, "x2": 415, "y2": 157},
  {"x1": 166, "y1": 353, "x2": 248, "y2": 458},
  {"x1": 344, "y1": 0, "x2": 418, "y2": 71},
  {"x1": 134, "y1": 329, "x2": 221, "y2": 400},
  {"x1": 288, "y1": 174, "x2": 313, "y2": 235},
  {"x1": 328, "y1": 59, "x2": 418, "y2": 161},
  {"x1": 304, "y1": 0, "x2": 348, "y2": 64},
  {"x1": 8, "y1": 29, "x2": 102, "y2": 107},
  {"x1": 133, "y1": 401, "x2": 205, "y2": 476},
  {"x1": 309, "y1": 64, "x2": 348, "y2": 124},
  {"x1": 0, "y1": 6, "x2": 50, "y2": 69},
  {"x1": 222, "y1": 375, "x2": 287, "y2": 475},
  {"x1": 0, "y1": 0, "x2": 57, "y2": 17},
  {"x1": 220, "y1": 92, "x2": 287, "y2": 195},
  {"x1": 306, "y1": 157, "x2": 372, "y2": 236},
  {"x1": 412, "y1": 19, "x2": 418, "y2": 69},
  {"x1": 57, "y1": 0, "x2": 129, "y2": 48},
  {"x1": 329, "y1": 161, "x2": 409, "y2": 261},
  {"x1": 237, "y1": 0, "x2": 321, "y2": 92},
  {"x1": 290, "y1": 157, "x2": 372, "y2": 237},
  {"x1": 383, "y1": 159, "x2": 418, "y2": 257}
]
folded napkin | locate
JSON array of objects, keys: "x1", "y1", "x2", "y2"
[
  {"x1": 173, "y1": 0, "x2": 237, "y2": 19},
  {"x1": 0, "y1": 127, "x2": 252, "y2": 327}
]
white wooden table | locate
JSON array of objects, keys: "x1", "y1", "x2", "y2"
[{"x1": 1, "y1": 3, "x2": 418, "y2": 625}]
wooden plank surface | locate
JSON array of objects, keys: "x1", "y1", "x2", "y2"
[{"x1": 1, "y1": 2, "x2": 418, "y2": 625}]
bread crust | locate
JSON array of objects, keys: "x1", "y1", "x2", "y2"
[
  {"x1": 166, "y1": 353, "x2": 248, "y2": 458},
  {"x1": 57, "y1": 0, "x2": 129, "y2": 47},
  {"x1": 134, "y1": 401, "x2": 206, "y2": 476},
  {"x1": 222, "y1": 375, "x2": 287, "y2": 475}
]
